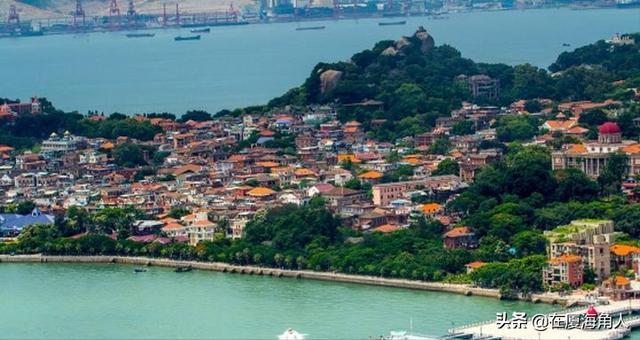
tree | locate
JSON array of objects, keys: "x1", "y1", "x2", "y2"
[
  {"x1": 112, "y1": 144, "x2": 154, "y2": 167},
  {"x1": 598, "y1": 152, "x2": 628, "y2": 194},
  {"x1": 16, "y1": 201, "x2": 36, "y2": 215},
  {"x1": 524, "y1": 100, "x2": 543, "y2": 113},
  {"x1": 554, "y1": 168, "x2": 599, "y2": 202},
  {"x1": 510, "y1": 64, "x2": 554, "y2": 99},
  {"x1": 429, "y1": 139, "x2": 451, "y2": 155},
  {"x1": 179, "y1": 110, "x2": 212, "y2": 122},
  {"x1": 496, "y1": 115, "x2": 537, "y2": 142},
  {"x1": 511, "y1": 230, "x2": 547, "y2": 257},
  {"x1": 432, "y1": 159, "x2": 459, "y2": 176},
  {"x1": 579, "y1": 109, "x2": 608, "y2": 127},
  {"x1": 450, "y1": 120, "x2": 475, "y2": 136}
]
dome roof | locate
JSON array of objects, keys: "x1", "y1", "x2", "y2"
[{"x1": 599, "y1": 122, "x2": 621, "y2": 134}]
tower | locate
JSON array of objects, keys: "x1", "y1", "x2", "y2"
[{"x1": 73, "y1": 0, "x2": 86, "y2": 27}]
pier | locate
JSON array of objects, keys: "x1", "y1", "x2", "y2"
[{"x1": 449, "y1": 300, "x2": 640, "y2": 340}]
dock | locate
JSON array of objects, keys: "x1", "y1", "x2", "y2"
[{"x1": 448, "y1": 300, "x2": 640, "y2": 340}]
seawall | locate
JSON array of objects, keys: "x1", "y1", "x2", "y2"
[{"x1": 0, "y1": 254, "x2": 566, "y2": 305}]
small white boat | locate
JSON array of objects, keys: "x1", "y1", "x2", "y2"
[
  {"x1": 278, "y1": 328, "x2": 305, "y2": 340},
  {"x1": 386, "y1": 330, "x2": 438, "y2": 340}
]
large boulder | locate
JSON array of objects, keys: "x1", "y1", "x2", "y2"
[{"x1": 319, "y1": 69, "x2": 343, "y2": 94}]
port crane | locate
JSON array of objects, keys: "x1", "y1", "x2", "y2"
[
  {"x1": 7, "y1": 4, "x2": 20, "y2": 26},
  {"x1": 108, "y1": 0, "x2": 121, "y2": 28},
  {"x1": 73, "y1": 0, "x2": 86, "y2": 27}
]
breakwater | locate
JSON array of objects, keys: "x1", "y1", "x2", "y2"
[{"x1": 0, "y1": 254, "x2": 567, "y2": 305}]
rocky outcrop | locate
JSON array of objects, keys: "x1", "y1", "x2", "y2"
[
  {"x1": 414, "y1": 26, "x2": 435, "y2": 53},
  {"x1": 381, "y1": 46, "x2": 397, "y2": 56},
  {"x1": 387, "y1": 26, "x2": 435, "y2": 55},
  {"x1": 318, "y1": 69, "x2": 343, "y2": 94}
]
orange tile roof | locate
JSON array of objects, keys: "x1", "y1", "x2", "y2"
[
  {"x1": 610, "y1": 244, "x2": 640, "y2": 257},
  {"x1": 192, "y1": 219, "x2": 215, "y2": 227},
  {"x1": 373, "y1": 224, "x2": 400, "y2": 233},
  {"x1": 465, "y1": 261, "x2": 486, "y2": 269},
  {"x1": 444, "y1": 226, "x2": 473, "y2": 238},
  {"x1": 100, "y1": 141, "x2": 115, "y2": 150},
  {"x1": 402, "y1": 157, "x2": 421, "y2": 165},
  {"x1": 247, "y1": 187, "x2": 276, "y2": 197},
  {"x1": 162, "y1": 222, "x2": 184, "y2": 230},
  {"x1": 358, "y1": 170, "x2": 383, "y2": 179},
  {"x1": 256, "y1": 161, "x2": 279, "y2": 168},
  {"x1": 622, "y1": 144, "x2": 640, "y2": 154},
  {"x1": 338, "y1": 154, "x2": 361, "y2": 164},
  {"x1": 294, "y1": 168, "x2": 317, "y2": 177},
  {"x1": 566, "y1": 126, "x2": 589, "y2": 134},
  {"x1": 615, "y1": 275, "x2": 630, "y2": 286},
  {"x1": 421, "y1": 203, "x2": 442, "y2": 214},
  {"x1": 566, "y1": 143, "x2": 587, "y2": 154}
]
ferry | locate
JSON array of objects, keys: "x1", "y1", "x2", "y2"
[
  {"x1": 126, "y1": 33, "x2": 155, "y2": 38},
  {"x1": 174, "y1": 35, "x2": 201, "y2": 41},
  {"x1": 378, "y1": 21, "x2": 406, "y2": 26},
  {"x1": 278, "y1": 328, "x2": 305, "y2": 340},
  {"x1": 191, "y1": 28, "x2": 211, "y2": 33},
  {"x1": 295, "y1": 26, "x2": 326, "y2": 31}
]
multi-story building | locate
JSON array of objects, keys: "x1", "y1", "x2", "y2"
[
  {"x1": 545, "y1": 219, "x2": 617, "y2": 280},
  {"x1": 456, "y1": 74, "x2": 500, "y2": 99},
  {"x1": 552, "y1": 122, "x2": 640, "y2": 177},
  {"x1": 371, "y1": 175, "x2": 463, "y2": 207},
  {"x1": 543, "y1": 254, "x2": 584, "y2": 288},
  {"x1": 41, "y1": 131, "x2": 79, "y2": 157}
]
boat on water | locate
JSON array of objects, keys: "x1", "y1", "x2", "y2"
[
  {"x1": 175, "y1": 266, "x2": 193, "y2": 273},
  {"x1": 562, "y1": 43, "x2": 571, "y2": 47},
  {"x1": 278, "y1": 328, "x2": 305, "y2": 340},
  {"x1": 384, "y1": 331, "x2": 437, "y2": 340},
  {"x1": 191, "y1": 28, "x2": 211, "y2": 33},
  {"x1": 378, "y1": 21, "x2": 407, "y2": 26},
  {"x1": 295, "y1": 26, "x2": 326, "y2": 31},
  {"x1": 134, "y1": 268, "x2": 148, "y2": 273},
  {"x1": 126, "y1": 33, "x2": 155, "y2": 38},
  {"x1": 174, "y1": 35, "x2": 201, "y2": 41}
]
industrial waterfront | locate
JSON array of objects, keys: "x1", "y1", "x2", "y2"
[{"x1": 1, "y1": 7, "x2": 639, "y2": 114}]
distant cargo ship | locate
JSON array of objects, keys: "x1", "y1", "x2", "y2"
[
  {"x1": 191, "y1": 28, "x2": 211, "y2": 33},
  {"x1": 126, "y1": 33, "x2": 155, "y2": 38},
  {"x1": 295, "y1": 26, "x2": 326, "y2": 31},
  {"x1": 174, "y1": 35, "x2": 201, "y2": 41},
  {"x1": 378, "y1": 21, "x2": 406, "y2": 26}
]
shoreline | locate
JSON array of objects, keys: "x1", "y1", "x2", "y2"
[
  {"x1": 0, "y1": 254, "x2": 570, "y2": 306},
  {"x1": 3, "y1": 6, "x2": 637, "y2": 40}
]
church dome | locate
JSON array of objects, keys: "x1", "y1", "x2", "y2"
[{"x1": 599, "y1": 122, "x2": 621, "y2": 134}]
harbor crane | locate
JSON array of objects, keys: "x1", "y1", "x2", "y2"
[
  {"x1": 73, "y1": 0, "x2": 86, "y2": 27},
  {"x1": 7, "y1": 4, "x2": 20, "y2": 26},
  {"x1": 108, "y1": 0, "x2": 121, "y2": 28}
]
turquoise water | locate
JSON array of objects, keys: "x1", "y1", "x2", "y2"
[
  {"x1": 0, "y1": 8, "x2": 639, "y2": 114},
  {"x1": 0, "y1": 263, "x2": 555, "y2": 339}
]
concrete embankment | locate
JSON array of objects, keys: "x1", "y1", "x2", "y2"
[{"x1": 0, "y1": 254, "x2": 565, "y2": 305}]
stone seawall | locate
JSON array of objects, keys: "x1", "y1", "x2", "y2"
[{"x1": 0, "y1": 254, "x2": 566, "y2": 305}]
